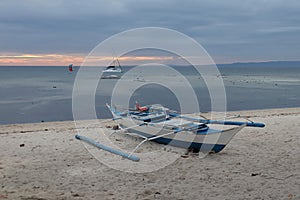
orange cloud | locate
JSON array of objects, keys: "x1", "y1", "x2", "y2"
[
  {"x1": 0, "y1": 53, "x2": 174, "y2": 66},
  {"x1": 0, "y1": 54, "x2": 84, "y2": 66}
]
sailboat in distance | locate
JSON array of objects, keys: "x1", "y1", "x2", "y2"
[{"x1": 101, "y1": 56, "x2": 122, "y2": 79}]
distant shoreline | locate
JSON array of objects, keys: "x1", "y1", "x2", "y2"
[
  {"x1": 0, "y1": 60, "x2": 300, "y2": 67},
  {"x1": 1, "y1": 106, "x2": 299, "y2": 128}
]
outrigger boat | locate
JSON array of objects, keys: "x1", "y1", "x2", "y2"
[{"x1": 75, "y1": 102, "x2": 265, "y2": 162}]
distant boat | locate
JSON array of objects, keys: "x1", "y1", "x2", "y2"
[
  {"x1": 68, "y1": 64, "x2": 73, "y2": 72},
  {"x1": 101, "y1": 57, "x2": 122, "y2": 79}
]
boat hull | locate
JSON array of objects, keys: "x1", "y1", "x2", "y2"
[
  {"x1": 118, "y1": 118, "x2": 245, "y2": 153},
  {"x1": 101, "y1": 74, "x2": 120, "y2": 79}
]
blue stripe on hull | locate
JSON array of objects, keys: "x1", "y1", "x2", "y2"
[
  {"x1": 123, "y1": 126, "x2": 227, "y2": 153},
  {"x1": 152, "y1": 136, "x2": 226, "y2": 153}
]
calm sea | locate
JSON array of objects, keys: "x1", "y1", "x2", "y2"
[{"x1": 0, "y1": 64, "x2": 299, "y2": 124}]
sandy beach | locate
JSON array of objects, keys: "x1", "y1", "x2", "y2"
[{"x1": 0, "y1": 107, "x2": 299, "y2": 200}]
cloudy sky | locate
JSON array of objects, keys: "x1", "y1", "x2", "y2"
[{"x1": 0, "y1": 0, "x2": 299, "y2": 65}]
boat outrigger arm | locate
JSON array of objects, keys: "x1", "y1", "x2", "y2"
[
  {"x1": 75, "y1": 121, "x2": 186, "y2": 162},
  {"x1": 74, "y1": 105, "x2": 181, "y2": 162},
  {"x1": 110, "y1": 120, "x2": 205, "y2": 158},
  {"x1": 168, "y1": 113, "x2": 265, "y2": 127},
  {"x1": 75, "y1": 115, "x2": 143, "y2": 162}
]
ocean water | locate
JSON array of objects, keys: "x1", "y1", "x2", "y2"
[{"x1": 0, "y1": 64, "x2": 299, "y2": 125}]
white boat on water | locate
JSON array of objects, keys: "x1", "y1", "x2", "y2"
[{"x1": 101, "y1": 57, "x2": 122, "y2": 79}]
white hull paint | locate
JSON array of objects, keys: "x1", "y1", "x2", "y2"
[{"x1": 118, "y1": 118, "x2": 245, "y2": 151}]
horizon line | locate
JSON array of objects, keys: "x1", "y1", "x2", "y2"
[{"x1": 0, "y1": 60, "x2": 300, "y2": 67}]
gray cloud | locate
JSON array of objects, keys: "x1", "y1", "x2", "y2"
[{"x1": 0, "y1": 0, "x2": 299, "y2": 62}]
